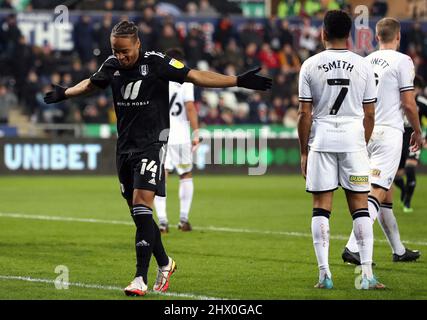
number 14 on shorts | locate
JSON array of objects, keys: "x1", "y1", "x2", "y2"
[{"x1": 140, "y1": 159, "x2": 158, "y2": 177}]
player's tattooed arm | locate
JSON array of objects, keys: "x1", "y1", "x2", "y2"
[
  {"x1": 362, "y1": 103, "x2": 375, "y2": 144},
  {"x1": 297, "y1": 102, "x2": 312, "y2": 179}
]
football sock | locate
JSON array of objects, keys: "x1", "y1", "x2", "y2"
[
  {"x1": 345, "y1": 196, "x2": 380, "y2": 253},
  {"x1": 394, "y1": 175, "x2": 405, "y2": 202},
  {"x1": 132, "y1": 204, "x2": 155, "y2": 284},
  {"x1": 351, "y1": 209, "x2": 373, "y2": 279},
  {"x1": 311, "y1": 208, "x2": 331, "y2": 281},
  {"x1": 152, "y1": 219, "x2": 169, "y2": 268},
  {"x1": 154, "y1": 195, "x2": 168, "y2": 224},
  {"x1": 378, "y1": 204, "x2": 406, "y2": 255},
  {"x1": 367, "y1": 195, "x2": 380, "y2": 223},
  {"x1": 404, "y1": 166, "x2": 416, "y2": 208},
  {"x1": 179, "y1": 178, "x2": 194, "y2": 223}
]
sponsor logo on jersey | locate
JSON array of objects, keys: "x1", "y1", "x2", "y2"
[
  {"x1": 371, "y1": 169, "x2": 381, "y2": 177},
  {"x1": 114, "y1": 70, "x2": 120, "y2": 77},
  {"x1": 121, "y1": 80, "x2": 142, "y2": 100},
  {"x1": 140, "y1": 64, "x2": 149, "y2": 76},
  {"x1": 169, "y1": 58, "x2": 184, "y2": 69},
  {"x1": 349, "y1": 175, "x2": 369, "y2": 185}
]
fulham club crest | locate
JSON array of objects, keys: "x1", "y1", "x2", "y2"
[{"x1": 140, "y1": 64, "x2": 149, "y2": 76}]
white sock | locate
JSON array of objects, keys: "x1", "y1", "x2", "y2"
[
  {"x1": 179, "y1": 178, "x2": 194, "y2": 222},
  {"x1": 378, "y1": 204, "x2": 406, "y2": 255},
  {"x1": 154, "y1": 196, "x2": 168, "y2": 225},
  {"x1": 345, "y1": 230, "x2": 359, "y2": 253},
  {"x1": 345, "y1": 196, "x2": 380, "y2": 253},
  {"x1": 352, "y1": 211, "x2": 374, "y2": 280},
  {"x1": 311, "y1": 210, "x2": 331, "y2": 281}
]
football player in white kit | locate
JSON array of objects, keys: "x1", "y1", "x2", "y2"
[
  {"x1": 298, "y1": 10, "x2": 384, "y2": 289},
  {"x1": 154, "y1": 48, "x2": 199, "y2": 233},
  {"x1": 342, "y1": 18, "x2": 423, "y2": 265}
]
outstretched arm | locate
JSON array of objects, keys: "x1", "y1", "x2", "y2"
[
  {"x1": 44, "y1": 79, "x2": 99, "y2": 104},
  {"x1": 185, "y1": 67, "x2": 272, "y2": 91}
]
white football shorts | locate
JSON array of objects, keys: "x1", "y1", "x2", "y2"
[
  {"x1": 368, "y1": 125, "x2": 403, "y2": 190},
  {"x1": 306, "y1": 149, "x2": 370, "y2": 193},
  {"x1": 164, "y1": 143, "x2": 193, "y2": 175}
]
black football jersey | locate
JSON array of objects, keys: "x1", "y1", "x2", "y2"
[{"x1": 90, "y1": 51, "x2": 190, "y2": 154}]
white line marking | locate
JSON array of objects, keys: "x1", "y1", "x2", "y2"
[
  {"x1": 0, "y1": 275, "x2": 224, "y2": 300},
  {"x1": 1, "y1": 212, "x2": 427, "y2": 246}
]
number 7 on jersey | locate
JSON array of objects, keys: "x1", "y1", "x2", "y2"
[{"x1": 328, "y1": 78, "x2": 350, "y2": 115}]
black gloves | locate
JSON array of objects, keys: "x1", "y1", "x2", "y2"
[
  {"x1": 237, "y1": 67, "x2": 272, "y2": 91},
  {"x1": 43, "y1": 84, "x2": 68, "y2": 104}
]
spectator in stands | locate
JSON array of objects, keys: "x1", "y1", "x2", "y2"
[
  {"x1": 240, "y1": 19, "x2": 263, "y2": 49},
  {"x1": 203, "y1": 107, "x2": 224, "y2": 125},
  {"x1": 184, "y1": 26, "x2": 206, "y2": 68},
  {"x1": 371, "y1": 0, "x2": 388, "y2": 17},
  {"x1": 258, "y1": 43, "x2": 281, "y2": 75},
  {"x1": 22, "y1": 70, "x2": 40, "y2": 117},
  {"x1": 137, "y1": 5, "x2": 160, "y2": 52},
  {"x1": 243, "y1": 42, "x2": 261, "y2": 70},
  {"x1": 73, "y1": 15, "x2": 94, "y2": 64},
  {"x1": 94, "y1": 13, "x2": 114, "y2": 64},
  {"x1": 278, "y1": 44, "x2": 301, "y2": 76},
  {"x1": 213, "y1": 15, "x2": 235, "y2": 50},
  {"x1": 198, "y1": 0, "x2": 217, "y2": 16},
  {"x1": 299, "y1": 16, "x2": 319, "y2": 57},
  {"x1": 157, "y1": 23, "x2": 182, "y2": 53},
  {"x1": 224, "y1": 39, "x2": 244, "y2": 73},
  {"x1": 0, "y1": 0, "x2": 13, "y2": 9},
  {"x1": 278, "y1": 20, "x2": 294, "y2": 47},
  {"x1": 186, "y1": 2, "x2": 198, "y2": 16},
  {"x1": 0, "y1": 84, "x2": 17, "y2": 124},
  {"x1": 82, "y1": 95, "x2": 111, "y2": 124}
]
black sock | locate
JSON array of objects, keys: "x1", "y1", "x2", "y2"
[
  {"x1": 394, "y1": 175, "x2": 405, "y2": 202},
  {"x1": 404, "y1": 166, "x2": 416, "y2": 207},
  {"x1": 132, "y1": 204, "x2": 155, "y2": 283},
  {"x1": 152, "y1": 220, "x2": 169, "y2": 268}
]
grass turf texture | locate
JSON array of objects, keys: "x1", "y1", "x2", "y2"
[{"x1": 0, "y1": 175, "x2": 426, "y2": 300}]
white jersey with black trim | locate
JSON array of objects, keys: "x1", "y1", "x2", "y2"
[
  {"x1": 298, "y1": 49, "x2": 377, "y2": 152},
  {"x1": 168, "y1": 81, "x2": 195, "y2": 145},
  {"x1": 366, "y1": 50, "x2": 415, "y2": 132}
]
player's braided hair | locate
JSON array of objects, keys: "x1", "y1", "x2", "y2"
[{"x1": 111, "y1": 20, "x2": 138, "y2": 40}]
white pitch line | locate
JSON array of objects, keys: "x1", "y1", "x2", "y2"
[
  {"x1": 1, "y1": 212, "x2": 427, "y2": 247},
  {"x1": 0, "y1": 275, "x2": 224, "y2": 300}
]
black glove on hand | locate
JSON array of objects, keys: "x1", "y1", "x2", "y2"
[
  {"x1": 237, "y1": 67, "x2": 273, "y2": 91},
  {"x1": 43, "y1": 84, "x2": 68, "y2": 104}
]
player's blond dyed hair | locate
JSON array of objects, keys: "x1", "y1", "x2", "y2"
[{"x1": 376, "y1": 18, "x2": 401, "y2": 43}]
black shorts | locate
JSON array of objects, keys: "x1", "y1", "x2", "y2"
[
  {"x1": 116, "y1": 144, "x2": 167, "y2": 201},
  {"x1": 398, "y1": 127, "x2": 412, "y2": 170}
]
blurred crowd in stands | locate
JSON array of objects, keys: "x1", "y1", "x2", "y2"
[{"x1": 0, "y1": 0, "x2": 427, "y2": 130}]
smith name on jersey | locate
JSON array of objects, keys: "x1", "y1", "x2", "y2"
[
  {"x1": 89, "y1": 51, "x2": 190, "y2": 154},
  {"x1": 299, "y1": 49, "x2": 377, "y2": 153}
]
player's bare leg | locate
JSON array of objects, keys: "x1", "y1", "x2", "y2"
[
  {"x1": 178, "y1": 171, "x2": 193, "y2": 231},
  {"x1": 311, "y1": 192, "x2": 333, "y2": 289},
  {"x1": 154, "y1": 170, "x2": 170, "y2": 233}
]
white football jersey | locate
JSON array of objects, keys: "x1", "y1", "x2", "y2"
[
  {"x1": 299, "y1": 49, "x2": 377, "y2": 152},
  {"x1": 366, "y1": 50, "x2": 415, "y2": 132},
  {"x1": 168, "y1": 81, "x2": 195, "y2": 145}
]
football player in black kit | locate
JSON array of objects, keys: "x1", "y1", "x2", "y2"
[
  {"x1": 394, "y1": 75, "x2": 427, "y2": 213},
  {"x1": 44, "y1": 21, "x2": 272, "y2": 296}
]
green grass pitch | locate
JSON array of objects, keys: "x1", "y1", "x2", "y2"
[{"x1": 0, "y1": 175, "x2": 426, "y2": 300}]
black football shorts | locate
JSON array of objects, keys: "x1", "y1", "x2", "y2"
[{"x1": 116, "y1": 144, "x2": 167, "y2": 201}]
